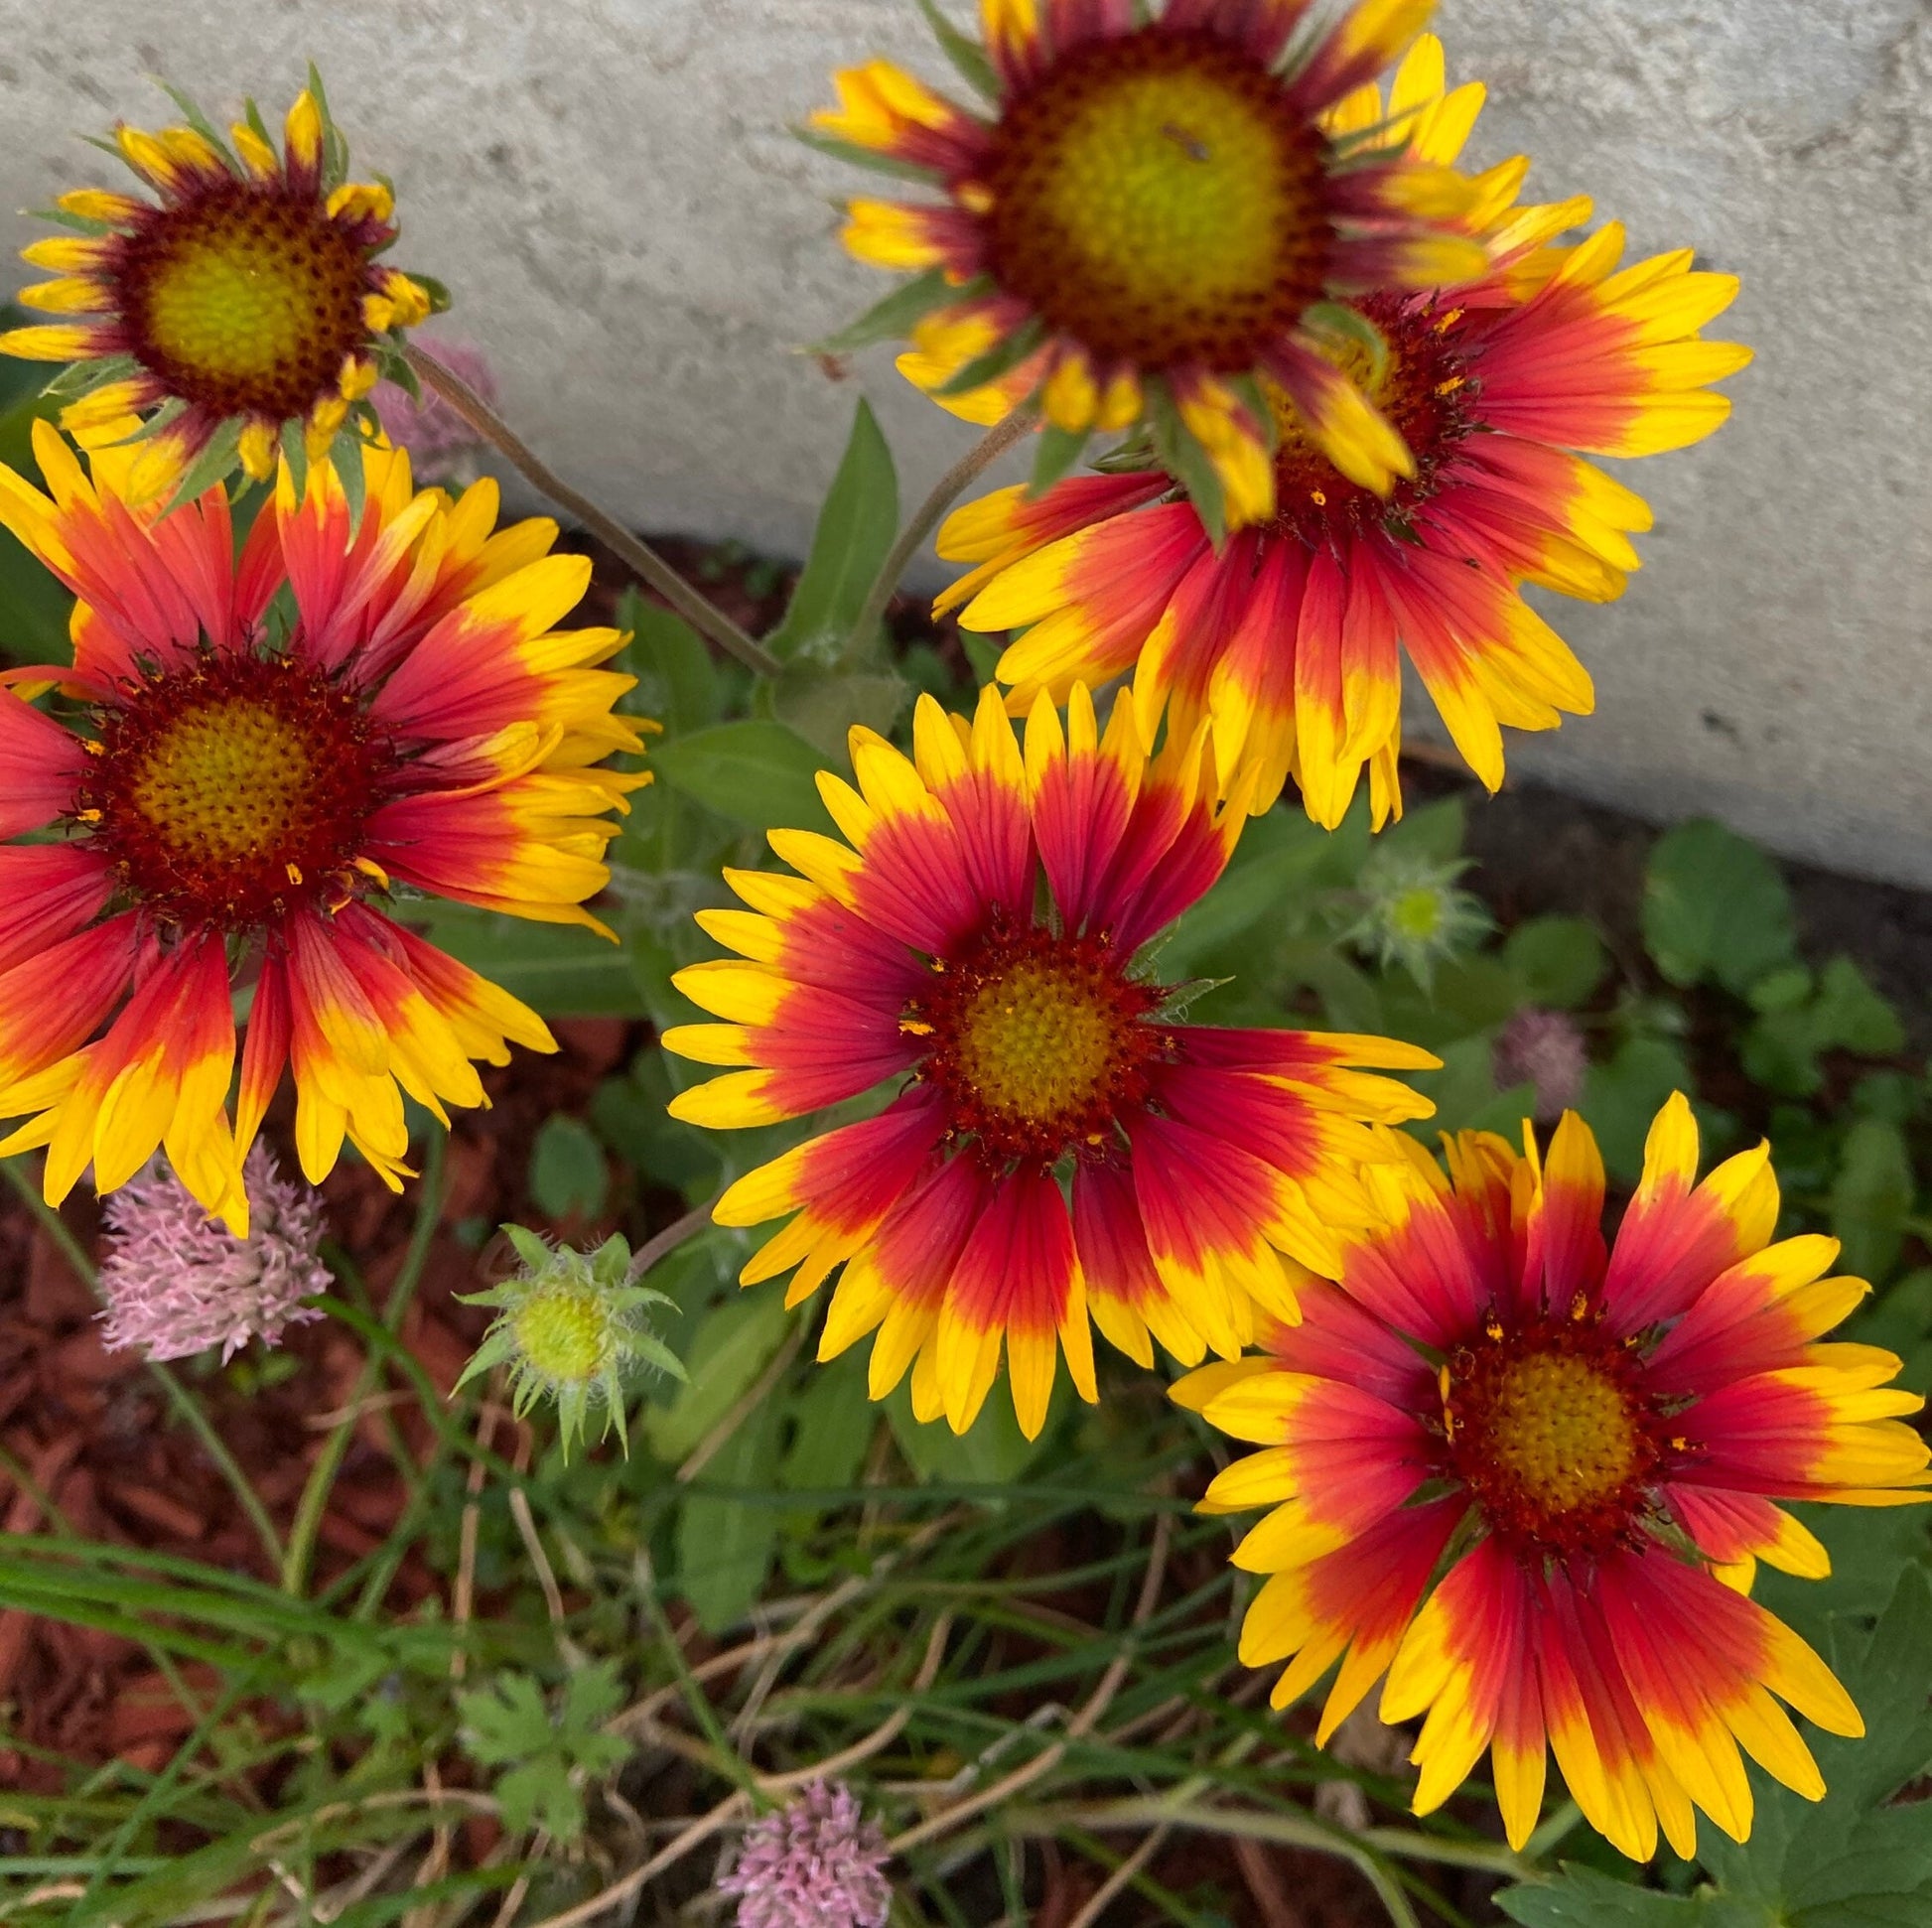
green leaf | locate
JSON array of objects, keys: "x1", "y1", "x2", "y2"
[
  {"x1": 1159, "y1": 809, "x2": 1332, "y2": 974},
  {"x1": 1696, "y1": 1570, "x2": 1932, "y2": 1927},
  {"x1": 1641, "y1": 819, "x2": 1797, "y2": 996},
  {"x1": 763, "y1": 398, "x2": 898, "y2": 661},
  {"x1": 888, "y1": 1376, "x2": 1053, "y2": 1487},
  {"x1": 642, "y1": 1289, "x2": 791, "y2": 1464},
  {"x1": 1811, "y1": 956, "x2": 1906, "y2": 1057},
  {"x1": 677, "y1": 1399, "x2": 783, "y2": 1632},
  {"x1": 1498, "y1": 1866, "x2": 1760, "y2": 1926},
  {"x1": 651, "y1": 719, "x2": 834, "y2": 833},
  {"x1": 1504, "y1": 916, "x2": 1608, "y2": 1011},
  {"x1": 780, "y1": 1352, "x2": 879, "y2": 1491},
  {"x1": 458, "y1": 1662, "x2": 629, "y2": 1843},
  {"x1": 404, "y1": 907, "x2": 635, "y2": 1017},
  {"x1": 771, "y1": 662, "x2": 909, "y2": 759},
  {"x1": 1582, "y1": 1035, "x2": 1693, "y2": 1183},
  {"x1": 528, "y1": 1114, "x2": 610, "y2": 1221},
  {"x1": 1831, "y1": 1119, "x2": 1914, "y2": 1284},
  {"x1": 619, "y1": 590, "x2": 721, "y2": 733}
]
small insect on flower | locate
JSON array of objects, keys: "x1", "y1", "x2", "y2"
[
  {"x1": 458, "y1": 1228, "x2": 686, "y2": 1459},
  {"x1": 1346, "y1": 845, "x2": 1490, "y2": 992},
  {"x1": 720, "y1": 1781, "x2": 893, "y2": 1928},
  {"x1": 1, "y1": 72, "x2": 440, "y2": 503},
  {"x1": 97, "y1": 1143, "x2": 329, "y2": 1363}
]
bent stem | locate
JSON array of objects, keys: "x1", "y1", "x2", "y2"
[
  {"x1": 840, "y1": 409, "x2": 1036, "y2": 670},
  {"x1": 403, "y1": 345, "x2": 782, "y2": 680},
  {"x1": 0, "y1": 1155, "x2": 285, "y2": 1574},
  {"x1": 283, "y1": 1129, "x2": 448, "y2": 1596}
]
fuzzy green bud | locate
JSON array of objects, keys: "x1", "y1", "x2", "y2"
[
  {"x1": 457, "y1": 1227, "x2": 684, "y2": 1459},
  {"x1": 1348, "y1": 849, "x2": 1491, "y2": 993}
]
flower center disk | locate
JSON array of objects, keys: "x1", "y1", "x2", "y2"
[
  {"x1": 1267, "y1": 295, "x2": 1476, "y2": 540},
  {"x1": 119, "y1": 186, "x2": 370, "y2": 420},
  {"x1": 981, "y1": 30, "x2": 1329, "y2": 369},
  {"x1": 83, "y1": 651, "x2": 389, "y2": 927},
  {"x1": 913, "y1": 924, "x2": 1160, "y2": 1165},
  {"x1": 1445, "y1": 1324, "x2": 1661, "y2": 1556}
]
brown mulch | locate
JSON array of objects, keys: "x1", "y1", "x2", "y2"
[{"x1": 0, "y1": 1018, "x2": 635, "y2": 1795}]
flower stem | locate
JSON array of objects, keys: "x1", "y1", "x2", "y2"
[
  {"x1": 402, "y1": 345, "x2": 783, "y2": 680},
  {"x1": 0, "y1": 1155, "x2": 285, "y2": 1574},
  {"x1": 840, "y1": 409, "x2": 1035, "y2": 671},
  {"x1": 282, "y1": 1129, "x2": 448, "y2": 1596}
]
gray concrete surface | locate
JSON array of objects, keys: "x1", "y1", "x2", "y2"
[{"x1": 1, "y1": 1, "x2": 1926, "y2": 885}]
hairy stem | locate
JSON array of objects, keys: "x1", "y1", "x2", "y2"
[
  {"x1": 841, "y1": 409, "x2": 1035, "y2": 670},
  {"x1": 403, "y1": 345, "x2": 782, "y2": 679}
]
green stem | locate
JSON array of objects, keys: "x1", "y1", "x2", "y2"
[
  {"x1": 403, "y1": 344, "x2": 782, "y2": 679},
  {"x1": 840, "y1": 409, "x2": 1035, "y2": 671},
  {"x1": 0, "y1": 1156, "x2": 285, "y2": 1573},
  {"x1": 281, "y1": 1130, "x2": 447, "y2": 1595}
]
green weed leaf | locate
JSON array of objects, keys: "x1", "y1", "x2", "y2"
[
  {"x1": 763, "y1": 398, "x2": 898, "y2": 662},
  {"x1": 1642, "y1": 820, "x2": 1797, "y2": 996}
]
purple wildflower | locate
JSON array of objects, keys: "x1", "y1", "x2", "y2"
[
  {"x1": 96, "y1": 1146, "x2": 330, "y2": 1363},
  {"x1": 1492, "y1": 1007, "x2": 1589, "y2": 1121},
  {"x1": 370, "y1": 339, "x2": 496, "y2": 482},
  {"x1": 719, "y1": 1782, "x2": 893, "y2": 1928}
]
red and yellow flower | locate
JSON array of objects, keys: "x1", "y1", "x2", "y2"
[
  {"x1": 0, "y1": 423, "x2": 650, "y2": 1231},
  {"x1": 1, "y1": 83, "x2": 435, "y2": 503},
  {"x1": 1178, "y1": 1097, "x2": 1929, "y2": 1858},
  {"x1": 813, "y1": 0, "x2": 1494, "y2": 527},
  {"x1": 934, "y1": 45, "x2": 1747, "y2": 826},
  {"x1": 663, "y1": 684, "x2": 1437, "y2": 1439}
]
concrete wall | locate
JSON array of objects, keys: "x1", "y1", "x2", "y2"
[{"x1": 2, "y1": 1, "x2": 1927, "y2": 884}]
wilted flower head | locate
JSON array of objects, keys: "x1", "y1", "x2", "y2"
[
  {"x1": 720, "y1": 1782, "x2": 892, "y2": 1928},
  {"x1": 97, "y1": 1145, "x2": 329, "y2": 1362},
  {"x1": 1349, "y1": 848, "x2": 1491, "y2": 993},
  {"x1": 1493, "y1": 1006, "x2": 1588, "y2": 1120},
  {"x1": 370, "y1": 340, "x2": 496, "y2": 482},
  {"x1": 458, "y1": 1228, "x2": 683, "y2": 1459}
]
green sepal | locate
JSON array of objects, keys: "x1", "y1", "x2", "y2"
[
  {"x1": 1028, "y1": 423, "x2": 1091, "y2": 497},
  {"x1": 791, "y1": 124, "x2": 943, "y2": 187},
  {"x1": 42, "y1": 352, "x2": 144, "y2": 400},
  {"x1": 157, "y1": 83, "x2": 243, "y2": 178},
  {"x1": 98, "y1": 394, "x2": 187, "y2": 447},
  {"x1": 160, "y1": 415, "x2": 243, "y2": 515},
  {"x1": 411, "y1": 272, "x2": 454, "y2": 316},
  {"x1": 501, "y1": 1223, "x2": 554, "y2": 1273},
  {"x1": 242, "y1": 98, "x2": 277, "y2": 157},
  {"x1": 331, "y1": 421, "x2": 366, "y2": 529},
  {"x1": 1223, "y1": 370, "x2": 1278, "y2": 451},
  {"x1": 1299, "y1": 300, "x2": 1391, "y2": 390},
  {"x1": 1145, "y1": 377, "x2": 1227, "y2": 546},
  {"x1": 913, "y1": 0, "x2": 1003, "y2": 99},
  {"x1": 31, "y1": 205, "x2": 118, "y2": 237},
  {"x1": 279, "y1": 418, "x2": 310, "y2": 500},
  {"x1": 935, "y1": 314, "x2": 1045, "y2": 398},
  {"x1": 807, "y1": 267, "x2": 973, "y2": 356},
  {"x1": 306, "y1": 64, "x2": 351, "y2": 193}
]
